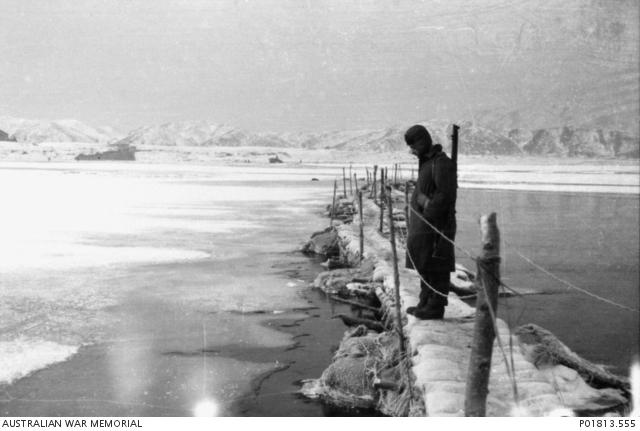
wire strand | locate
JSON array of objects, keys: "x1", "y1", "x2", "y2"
[
  {"x1": 407, "y1": 204, "x2": 638, "y2": 313},
  {"x1": 511, "y1": 246, "x2": 639, "y2": 314},
  {"x1": 395, "y1": 198, "x2": 520, "y2": 404}
]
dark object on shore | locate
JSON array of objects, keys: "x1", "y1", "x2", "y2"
[
  {"x1": 327, "y1": 198, "x2": 356, "y2": 223},
  {"x1": 269, "y1": 154, "x2": 283, "y2": 163},
  {"x1": 0, "y1": 129, "x2": 17, "y2": 142},
  {"x1": 515, "y1": 323, "x2": 630, "y2": 393},
  {"x1": 75, "y1": 144, "x2": 136, "y2": 161},
  {"x1": 333, "y1": 314, "x2": 385, "y2": 332},
  {"x1": 301, "y1": 328, "x2": 407, "y2": 415},
  {"x1": 313, "y1": 258, "x2": 376, "y2": 297},
  {"x1": 302, "y1": 227, "x2": 339, "y2": 258},
  {"x1": 311, "y1": 178, "x2": 319, "y2": 181}
]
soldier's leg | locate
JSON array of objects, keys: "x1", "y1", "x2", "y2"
[
  {"x1": 426, "y1": 272, "x2": 450, "y2": 308},
  {"x1": 407, "y1": 277, "x2": 432, "y2": 315},
  {"x1": 414, "y1": 272, "x2": 450, "y2": 320}
]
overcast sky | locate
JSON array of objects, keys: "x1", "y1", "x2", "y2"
[{"x1": 1, "y1": 0, "x2": 638, "y2": 133}]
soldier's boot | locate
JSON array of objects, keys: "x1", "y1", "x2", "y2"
[
  {"x1": 413, "y1": 274, "x2": 449, "y2": 320},
  {"x1": 412, "y1": 305, "x2": 445, "y2": 320},
  {"x1": 406, "y1": 281, "x2": 432, "y2": 316}
]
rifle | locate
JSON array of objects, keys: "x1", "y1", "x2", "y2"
[{"x1": 451, "y1": 124, "x2": 459, "y2": 189}]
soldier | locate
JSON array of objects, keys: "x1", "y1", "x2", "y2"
[{"x1": 404, "y1": 125, "x2": 457, "y2": 319}]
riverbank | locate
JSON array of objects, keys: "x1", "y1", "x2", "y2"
[{"x1": 301, "y1": 184, "x2": 633, "y2": 416}]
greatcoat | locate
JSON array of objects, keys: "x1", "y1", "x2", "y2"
[{"x1": 405, "y1": 144, "x2": 457, "y2": 274}]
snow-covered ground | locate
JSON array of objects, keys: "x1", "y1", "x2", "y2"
[{"x1": 1, "y1": 143, "x2": 637, "y2": 194}]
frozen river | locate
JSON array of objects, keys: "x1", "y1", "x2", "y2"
[
  {"x1": 0, "y1": 162, "x2": 347, "y2": 416},
  {"x1": 0, "y1": 161, "x2": 637, "y2": 416}
]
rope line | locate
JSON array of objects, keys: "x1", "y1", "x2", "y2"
[
  {"x1": 407, "y1": 205, "x2": 524, "y2": 298},
  {"x1": 478, "y1": 275, "x2": 520, "y2": 405},
  {"x1": 402, "y1": 232, "x2": 477, "y2": 300},
  {"x1": 407, "y1": 204, "x2": 638, "y2": 313},
  {"x1": 396, "y1": 205, "x2": 520, "y2": 405},
  {"x1": 511, "y1": 246, "x2": 639, "y2": 314},
  {"x1": 359, "y1": 180, "x2": 636, "y2": 410}
]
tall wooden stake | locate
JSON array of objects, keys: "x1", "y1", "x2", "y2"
[
  {"x1": 353, "y1": 173, "x2": 358, "y2": 194},
  {"x1": 404, "y1": 181, "x2": 410, "y2": 230},
  {"x1": 386, "y1": 189, "x2": 410, "y2": 398},
  {"x1": 366, "y1": 168, "x2": 370, "y2": 186},
  {"x1": 379, "y1": 191, "x2": 385, "y2": 233},
  {"x1": 465, "y1": 213, "x2": 501, "y2": 417},
  {"x1": 372, "y1": 165, "x2": 378, "y2": 201},
  {"x1": 330, "y1": 179, "x2": 337, "y2": 227},
  {"x1": 342, "y1": 167, "x2": 347, "y2": 198},
  {"x1": 358, "y1": 190, "x2": 364, "y2": 261},
  {"x1": 349, "y1": 164, "x2": 353, "y2": 196}
]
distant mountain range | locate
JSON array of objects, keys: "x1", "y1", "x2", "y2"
[
  {"x1": 113, "y1": 120, "x2": 638, "y2": 158},
  {"x1": 1, "y1": 116, "x2": 637, "y2": 158},
  {"x1": 0, "y1": 116, "x2": 122, "y2": 144}
]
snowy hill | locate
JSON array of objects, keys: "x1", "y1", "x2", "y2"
[
  {"x1": 0, "y1": 117, "x2": 122, "y2": 143},
  {"x1": 2, "y1": 116, "x2": 636, "y2": 158},
  {"x1": 114, "y1": 120, "x2": 638, "y2": 158},
  {"x1": 115, "y1": 122, "x2": 298, "y2": 148}
]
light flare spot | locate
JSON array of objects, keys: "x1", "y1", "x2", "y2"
[
  {"x1": 193, "y1": 398, "x2": 220, "y2": 417},
  {"x1": 509, "y1": 405, "x2": 531, "y2": 416},
  {"x1": 546, "y1": 408, "x2": 575, "y2": 417}
]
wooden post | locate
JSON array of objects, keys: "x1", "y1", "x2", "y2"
[
  {"x1": 349, "y1": 164, "x2": 353, "y2": 196},
  {"x1": 342, "y1": 167, "x2": 347, "y2": 198},
  {"x1": 386, "y1": 189, "x2": 409, "y2": 378},
  {"x1": 372, "y1": 165, "x2": 378, "y2": 201},
  {"x1": 380, "y1": 169, "x2": 386, "y2": 203},
  {"x1": 379, "y1": 178, "x2": 385, "y2": 233},
  {"x1": 358, "y1": 190, "x2": 364, "y2": 261},
  {"x1": 393, "y1": 164, "x2": 398, "y2": 185},
  {"x1": 366, "y1": 168, "x2": 370, "y2": 186},
  {"x1": 404, "y1": 181, "x2": 410, "y2": 230},
  {"x1": 330, "y1": 180, "x2": 337, "y2": 227},
  {"x1": 354, "y1": 173, "x2": 358, "y2": 194},
  {"x1": 465, "y1": 213, "x2": 501, "y2": 417}
]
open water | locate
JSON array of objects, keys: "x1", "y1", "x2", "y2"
[{"x1": 0, "y1": 162, "x2": 637, "y2": 416}]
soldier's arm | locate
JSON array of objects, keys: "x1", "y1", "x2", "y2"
[{"x1": 423, "y1": 157, "x2": 455, "y2": 223}]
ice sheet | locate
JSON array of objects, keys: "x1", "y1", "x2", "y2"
[{"x1": 0, "y1": 338, "x2": 78, "y2": 385}]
